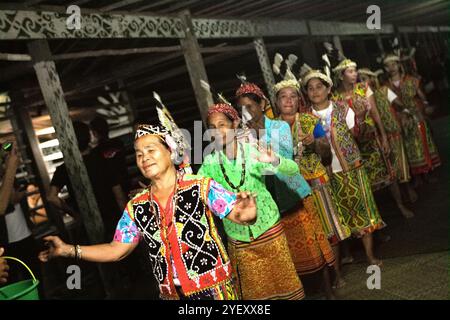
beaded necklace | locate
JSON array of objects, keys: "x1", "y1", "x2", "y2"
[{"x1": 218, "y1": 141, "x2": 246, "y2": 191}]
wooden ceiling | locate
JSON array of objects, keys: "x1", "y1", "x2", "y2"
[
  {"x1": 5, "y1": 0, "x2": 449, "y2": 25},
  {"x1": 0, "y1": 0, "x2": 448, "y2": 129}
]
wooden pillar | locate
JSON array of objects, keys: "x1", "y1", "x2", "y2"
[
  {"x1": 27, "y1": 39, "x2": 116, "y2": 296},
  {"x1": 9, "y1": 92, "x2": 50, "y2": 188},
  {"x1": 27, "y1": 40, "x2": 105, "y2": 244},
  {"x1": 9, "y1": 92, "x2": 68, "y2": 239},
  {"x1": 179, "y1": 10, "x2": 213, "y2": 126},
  {"x1": 253, "y1": 37, "x2": 277, "y2": 113}
]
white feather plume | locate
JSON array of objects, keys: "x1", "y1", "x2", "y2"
[
  {"x1": 274, "y1": 53, "x2": 283, "y2": 67},
  {"x1": 392, "y1": 37, "x2": 399, "y2": 47},
  {"x1": 284, "y1": 68, "x2": 296, "y2": 81},
  {"x1": 97, "y1": 96, "x2": 110, "y2": 105},
  {"x1": 322, "y1": 54, "x2": 331, "y2": 68},
  {"x1": 299, "y1": 63, "x2": 312, "y2": 78},
  {"x1": 236, "y1": 73, "x2": 247, "y2": 84},
  {"x1": 285, "y1": 54, "x2": 298, "y2": 70},
  {"x1": 273, "y1": 63, "x2": 281, "y2": 75},
  {"x1": 153, "y1": 91, "x2": 165, "y2": 108},
  {"x1": 321, "y1": 54, "x2": 331, "y2": 79}
]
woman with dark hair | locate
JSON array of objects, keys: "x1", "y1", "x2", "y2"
[
  {"x1": 236, "y1": 83, "x2": 337, "y2": 299},
  {"x1": 359, "y1": 68, "x2": 417, "y2": 214},
  {"x1": 274, "y1": 76, "x2": 350, "y2": 289},
  {"x1": 332, "y1": 59, "x2": 394, "y2": 193},
  {"x1": 39, "y1": 111, "x2": 258, "y2": 300},
  {"x1": 198, "y1": 103, "x2": 305, "y2": 300},
  {"x1": 383, "y1": 54, "x2": 440, "y2": 184},
  {"x1": 302, "y1": 68, "x2": 385, "y2": 267}
]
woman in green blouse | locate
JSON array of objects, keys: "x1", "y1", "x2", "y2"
[{"x1": 198, "y1": 103, "x2": 305, "y2": 300}]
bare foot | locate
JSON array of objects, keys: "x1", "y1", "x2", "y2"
[
  {"x1": 333, "y1": 277, "x2": 347, "y2": 289},
  {"x1": 398, "y1": 205, "x2": 415, "y2": 219},
  {"x1": 368, "y1": 258, "x2": 383, "y2": 267}
]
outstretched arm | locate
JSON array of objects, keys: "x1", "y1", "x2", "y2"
[{"x1": 38, "y1": 236, "x2": 138, "y2": 263}]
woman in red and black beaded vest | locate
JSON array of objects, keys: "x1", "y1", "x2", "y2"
[{"x1": 37, "y1": 122, "x2": 258, "y2": 300}]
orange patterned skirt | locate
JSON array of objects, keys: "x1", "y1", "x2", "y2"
[
  {"x1": 281, "y1": 196, "x2": 336, "y2": 275},
  {"x1": 227, "y1": 222, "x2": 305, "y2": 300}
]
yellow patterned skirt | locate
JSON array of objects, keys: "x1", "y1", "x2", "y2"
[
  {"x1": 359, "y1": 135, "x2": 396, "y2": 191},
  {"x1": 227, "y1": 222, "x2": 304, "y2": 300},
  {"x1": 307, "y1": 175, "x2": 352, "y2": 244},
  {"x1": 402, "y1": 119, "x2": 441, "y2": 175},
  {"x1": 281, "y1": 196, "x2": 336, "y2": 275},
  {"x1": 388, "y1": 132, "x2": 411, "y2": 183},
  {"x1": 330, "y1": 166, "x2": 386, "y2": 237}
]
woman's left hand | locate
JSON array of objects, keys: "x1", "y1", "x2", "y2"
[
  {"x1": 233, "y1": 192, "x2": 257, "y2": 225},
  {"x1": 257, "y1": 144, "x2": 279, "y2": 166}
]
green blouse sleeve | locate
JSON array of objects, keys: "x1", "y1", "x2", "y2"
[{"x1": 273, "y1": 156, "x2": 299, "y2": 176}]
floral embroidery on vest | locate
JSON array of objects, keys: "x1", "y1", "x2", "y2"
[{"x1": 131, "y1": 176, "x2": 231, "y2": 298}]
